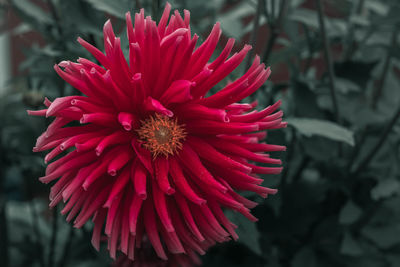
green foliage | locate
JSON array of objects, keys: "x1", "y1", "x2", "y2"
[
  {"x1": 226, "y1": 210, "x2": 262, "y2": 255},
  {"x1": 11, "y1": 0, "x2": 53, "y2": 25},
  {"x1": 287, "y1": 118, "x2": 355, "y2": 146},
  {"x1": 1, "y1": 0, "x2": 400, "y2": 266},
  {"x1": 339, "y1": 200, "x2": 362, "y2": 225},
  {"x1": 83, "y1": 0, "x2": 134, "y2": 19}
]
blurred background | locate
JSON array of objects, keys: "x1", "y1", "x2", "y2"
[{"x1": 1, "y1": 0, "x2": 400, "y2": 266}]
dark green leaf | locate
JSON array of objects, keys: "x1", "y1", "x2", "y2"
[
  {"x1": 83, "y1": 0, "x2": 132, "y2": 19},
  {"x1": 289, "y1": 8, "x2": 346, "y2": 37},
  {"x1": 371, "y1": 179, "x2": 400, "y2": 200},
  {"x1": 339, "y1": 201, "x2": 362, "y2": 225},
  {"x1": 291, "y1": 247, "x2": 318, "y2": 267},
  {"x1": 287, "y1": 118, "x2": 355, "y2": 146},
  {"x1": 291, "y1": 80, "x2": 323, "y2": 118},
  {"x1": 335, "y1": 78, "x2": 361, "y2": 94},
  {"x1": 217, "y1": 2, "x2": 253, "y2": 39},
  {"x1": 340, "y1": 232, "x2": 364, "y2": 256},
  {"x1": 289, "y1": 8, "x2": 318, "y2": 28},
  {"x1": 225, "y1": 211, "x2": 262, "y2": 255},
  {"x1": 387, "y1": 254, "x2": 400, "y2": 267},
  {"x1": 362, "y1": 224, "x2": 400, "y2": 249},
  {"x1": 365, "y1": 0, "x2": 389, "y2": 16},
  {"x1": 11, "y1": 0, "x2": 52, "y2": 25}
]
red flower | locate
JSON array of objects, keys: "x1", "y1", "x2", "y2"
[{"x1": 29, "y1": 2, "x2": 286, "y2": 262}]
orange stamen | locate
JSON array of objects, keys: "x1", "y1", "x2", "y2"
[{"x1": 136, "y1": 114, "x2": 186, "y2": 158}]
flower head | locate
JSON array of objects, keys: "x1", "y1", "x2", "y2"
[{"x1": 29, "y1": 2, "x2": 286, "y2": 263}]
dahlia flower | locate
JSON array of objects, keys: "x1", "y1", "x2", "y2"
[{"x1": 29, "y1": 2, "x2": 286, "y2": 262}]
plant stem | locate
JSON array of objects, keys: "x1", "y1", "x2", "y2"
[
  {"x1": 371, "y1": 26, "x2": 398, "y2": 109},
  {"x1": 355, "y1": 0, "x2": 366, "y2": 14},
  {"x1": 58, "y1": 226, "x2": 75, "y2": 267},
  {"x1": 0, "y1": 1, "x2": 10, "y2": 32},
  {"x1": 46, "y1": 0, "x2": 63, "y2": 38},
  {"x1": 135, "y1": 0, "x2": 142, "y2": 10},
  {"x1": 271, "y1": 0, "x2": 276, "y2": 22},
  {"x1": 346, "y1": 126, "x2": 369, "y2": 172},
  {"x1": 0, "y1": 128, "x2": 6, "y2": 267},
  {"x1": 261, "y1": 0, "x2": 289, "y2": 64},
  {"x1": 152, "y1": 0, "x2": 161, "y2": 20},
  {"x1": 264, "y1": 0, "x2": 271, "y2": 25},
  {"x1": 292, "y1": 156, "x2": 310, "y2": 183},
  {"x1": 315, "y1": 0, "x2": 340, "y2": 123},
  {"x1": 0, "y1": 198, "x2": 9, "y2": 267},
  {"x1": 29, "y1": 200, "x2": 46, "y2": 267},
  {"x1": 302, "y1": 23, "x2": 314, "y2": 74},
  {"x1": 48, "y1": 206, "x2": 58, "y2": 267},
  {"x1": 23, "y1": 172, "x2": 45, "y2": 267},
  {"x1": 245, "y1": 0, "x2": 264, "y2": 71},
  {"x1": 280, "y1": 128, "x2": 296, "y2": 192},
  {"x1": 351, "y1": 104, "x2": 400, "y2": 176},
  {"x1": 343, "y1": 0, "x2": 366, "y2": 61},
  {"x1": 351, "y1": 200, "x2": 382, "y2": 234},
  {"x1": 47, "y1": 0, "x2": 68, "y2": 97}
]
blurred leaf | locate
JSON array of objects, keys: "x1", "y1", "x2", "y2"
[
  {"x1": 334, "y1": 60, "x2": 377, "y2": 89},
  {"x1": 366, "y1": 31, "x2": 393, "y2": 47},
  {"x1": 302, "y1": 135, "x2": 339, "y2": 162},
  {"x1": 218, "y1": 2, "x2": 253, "y2": 39},
  {"x1": 375, "y1": 71, "x2": 400, "y2": 120},
  {"x1": 340, "y1": 232, "x2": 363, "y2": 256},
  {"x1": 4, "y1": 165, "x2": 23, "y2": 188},
  {"x1": 290, "y1": 0, "x2": 307, "y2": 8},
  {"x1": 242, "y1": 16, "x2": 267, "y2": 36},
  {"x1": 11, "y1": 23, "x2": 32, "y2": 35},
  {"x1": 11, "y1": 0, "x2": 52, "y2": 25},
  {"x1": 376, "y1": 4, "x2": 400, "y2": 26},
  {"x1": 350, "y1": 15, "x2": 371, "y2": 27},
  {"x1": 83, "y1": 0, "x2": 131, "y2": 19},
  {"x1": 335, "y1": 78, "x2": 361, "y2": 94},
  {"x1": 292, "y1": 80, "x2": 323, "y2": 118},
  {"x1": 289, "y1": 8, "x2": 318, "y2": 28},
  {"x1": 365, "y1": 0, "x2": 389, "y2": 16},
  {"x1": 270, "y1": 181, "x2": 325, "y2": 236},
  {"x1": 58, "y1": 0, "x2": 105, "y2": 36},
  {"x1": 371, "y1": 179, "x2": 400, "y2": 200},
  {"x1": 289, "y1": 8, "x2": 346, "y2": 37},
  {"x1": 226, "y1": 211, "x2": 262, "y2": 256},
  {"x1": 287, "y1": 118, "x2": 355, "y2": 146},
  {"x1": 387, "y1": 254, "x2": 400, "y2": 267},
  {"x1": 5, "y1": 200, "x2": 90, "y2": 266},
  {"x1": 362, "y1": 224, "x2": 400, "y2": 249},
  {"x1": 291, "y1": 247, "x2": 317, "y2": 267},
  {"x1": 317, "y1": 93, "x2": 389, "y2": 128},
  {"x1": 339, "y1": 201, "x2": 362, "y2": 225},
  {"x1": 347, "y1": 256, "x2": 387, "y2": 267},
  {"x1": 39, "y1": 45, "x2": 62, "y2": 57}
]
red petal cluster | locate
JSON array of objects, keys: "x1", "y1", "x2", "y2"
[{"x1": 29, "y1": 2, "x2": 286, "y2": 263}]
